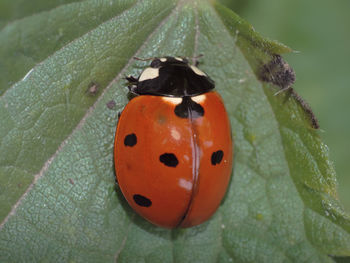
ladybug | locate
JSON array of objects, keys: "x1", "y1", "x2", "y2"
[{"x1": 114, "y1": 56, "x2": 233, "y2": 228}]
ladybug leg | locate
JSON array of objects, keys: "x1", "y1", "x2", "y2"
[
  {"x1": 114, "y1": 175, "x2": 119, "y2": 186},
  {"x1": 127, "y1": 90, "x2": 139, "y2": 101},
  {"x1": 127, "y1": 85, "x2": 138, "y2": 95},
  {"x1": 125, "y1": 75, "x2": 138, "y2": 83},
  {"x1": 125, "y1": 74, "x2": 140, "y2": 96},
  {"x1": 117, "y1": 107, "x2": 125, "y2": 122},
  {"x1": 192, "y1": 54, "x2": 203, "y2": 66},
  {"x1": 133, "y1": 56, "x2": 155, "y2": 61}
]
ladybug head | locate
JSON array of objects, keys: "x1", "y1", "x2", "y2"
[
  {"x1": 127, "y1": 56, "x2": 215, "y2": 97},
  {"x1": 149, "y1": 56, "x2": 189, "y2": 68}
]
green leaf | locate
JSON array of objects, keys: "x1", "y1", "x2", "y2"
[
  {"x1": 0, "y1": 0, "x2": 137, "y2": 93},
  {"x1": 0, "y1": 0, "x2": 81, "y2": 29},
  {"x1": 0, "y1": 0, "x2": 349, "y2": 262}
]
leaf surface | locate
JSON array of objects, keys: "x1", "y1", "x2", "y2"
[{"x1": 0, "y1": 0, "x2": 349, "y2": 262}]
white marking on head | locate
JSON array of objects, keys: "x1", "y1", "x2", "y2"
[
  {"x1": 139, "y1": 67, "x2": 159, "y2": 81},
  {"x1": 171, "y1": 128, "x2": 181, "y2": 140},
  {"x1": 160, "y1": 58, "x2": 167, "y2": 62},
  {"x1": 175, "y1": 57, "x2": 183, "y2": 61},
  {"x1": 178, "y1": 178, "x2": 193, "y2": 191},
  {"x1": 191, "y1": 94, "x2": 206, "y2": 103},
  {"x1": 190, "y1": 65, "x2": 206, "y2": 76},
  {"x1": 162, "y1": 97, "x2": 182, "y2": 104}
]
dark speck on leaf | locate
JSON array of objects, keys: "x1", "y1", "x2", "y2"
[
  {"x1": 106, "y1": 100, "x2": 116, "y2": 109},
  {"x1": 86, "y1": 82, "x2": 99, "y2": 96}
]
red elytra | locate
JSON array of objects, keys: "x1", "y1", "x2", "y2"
[{"x1": 114, "y1": 57, "x2": 233, "y2": 228}]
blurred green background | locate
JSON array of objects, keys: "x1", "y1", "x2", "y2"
[{"x1": 221, "y1": 0, "x2": 350, "y2": 212}]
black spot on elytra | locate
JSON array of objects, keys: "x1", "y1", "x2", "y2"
[
  {"x1": 211, "y1": 150, "x2": 223, "y2": 165},
  {"x1": 174, "y1": 96, "x2": 204, "y2": 119},
  {"x1": 159, "y1": 153, "x2": 179, "y2": 167},
  {"x1": 133, "y1": 194, "x2": 152, "y2": 207},
  {"x1": 124, "y1": 133, "x2": 137, "y2": 147}
]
